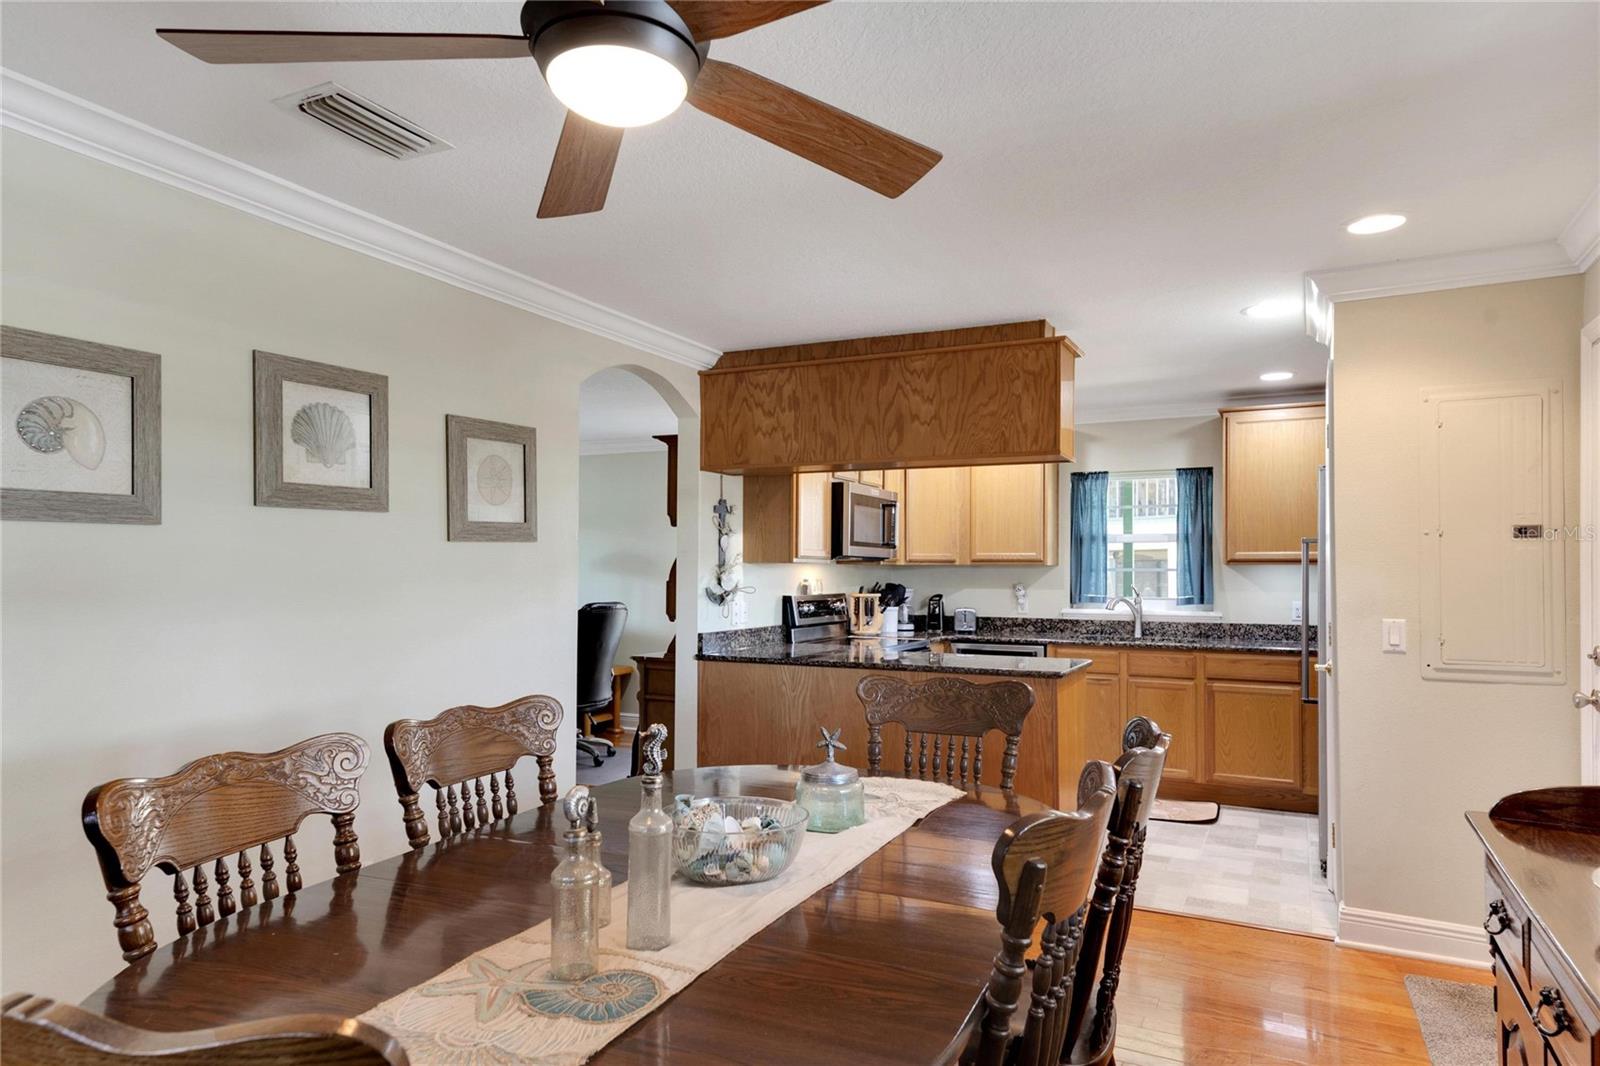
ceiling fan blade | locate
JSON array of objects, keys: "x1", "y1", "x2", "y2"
[
  {"x1": 538, "y1": 113, "x2": 625, "y2": 218},
  {"x1": 667, "y1": 2, "x2": 827, "y2": 41},
  {"x1": 687, "y1": 59, "x2": 941, "y2": 198},
  {"x1": 156, "y1": 29, "x2": 531, "y2": 64}
]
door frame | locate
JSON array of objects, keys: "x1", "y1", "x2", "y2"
[{"x1": 1582, "y1": 314, "x2": 1600, "y2": 783}]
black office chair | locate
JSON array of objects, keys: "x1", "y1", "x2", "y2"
[{"x1": 577, "y1": 602, "x2": 628, "y2": 767}]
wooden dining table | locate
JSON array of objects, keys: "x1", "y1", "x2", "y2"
[{"x1": 83, "y1": 766, "x2": 1043, "y2": 1064}]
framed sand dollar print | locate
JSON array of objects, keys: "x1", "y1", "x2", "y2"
[{"x1": 446, "y1": 414, "x2": 536, "y2": 542}]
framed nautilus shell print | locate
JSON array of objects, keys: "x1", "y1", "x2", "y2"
[
  {"x1": 254, "y1": 351, "x2": 388, "y2": 512},
  {"x1": 1, "y1": 326, "x2": 161, "y2": 524},
  {"x1": 445, "y1": 414, "x2": 536, "y2": 542}
]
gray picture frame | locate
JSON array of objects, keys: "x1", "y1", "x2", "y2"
[
  {"x1": 254, "y1": 350, "x2": 388, "y2": 512},
  {"x1": 446, "y1": 414, "x2": 536, "y2": 542},
  {"x1": 1, "y1": 325, "x2": 161, "y2": 524}
]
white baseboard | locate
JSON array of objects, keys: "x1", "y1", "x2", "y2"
[{"x1": 1336, "y1": 905, "x2": 1490, "y2": 969}]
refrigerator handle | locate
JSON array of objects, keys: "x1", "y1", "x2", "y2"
[{"x1": 1300, "y1": 537, "x2": 1317, "y2": 704}]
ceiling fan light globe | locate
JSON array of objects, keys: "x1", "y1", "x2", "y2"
[{"x1": 545, "y1": 44, "x2": 689, "y2": 127}]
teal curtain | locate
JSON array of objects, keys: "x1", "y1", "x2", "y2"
[
  {"x1": 1069, "y1": 471, "x2": 1109, "y2": 605},
  {"x1": 1176, "y1": 467, "x2": 1214, "y2": 606}
]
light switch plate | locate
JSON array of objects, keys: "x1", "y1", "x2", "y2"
[{"x1": 1382, "y1": 618, "x2": 1407, "y2": 653}]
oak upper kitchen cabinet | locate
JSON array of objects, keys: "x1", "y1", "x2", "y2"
[
  {"x1": 902, "y1": 466, "x2": 969, "y2": 564},
  {"x1": 743, "y1": 464, "x2": 1059, "y2": 566},
  {"x1": 1221, "y1": 402, "x2": 1325, "y2": 563},
  {"x1": 969, "y1": 463, "x2": 1058, "y2": 563}
]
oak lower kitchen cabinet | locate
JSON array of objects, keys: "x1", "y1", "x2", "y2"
[
  {"x1": 741, "y1": 463, "x2": 1058, "y2": 565},
  {"x1": 696, "y1": 657, "x2": 1090, "y2": 810},
  {"x1": 1048, "y1": 645, "x2": 1319, "y2": 812}
]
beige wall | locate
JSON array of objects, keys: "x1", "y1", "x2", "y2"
[
  {"x1": 0, "y1": 131, "x2": 702, "y2": 999},
  {"x1": 736, "y1": 414, "x2": 1316, "y2": 626},
  {"x1": 1332, "y1": 276, "x2": 1584, "y2": 932},
  {"x1": 1586, "y1": 258, "x2": 1600, "y2": 323}
]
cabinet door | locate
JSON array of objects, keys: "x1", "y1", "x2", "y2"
[
  {"x1": 794, "y1": 472, "x2": 833, "y2": 561},
  {"x1": 1205, "y1": 681, "x2": 1302, "y2": 790},
  {"x1": 1081, "y1": 673, "x2": 1126, "y2": 764},
  {"x1": 969, "y1": 463, "x2": 1057, "y2": 564},
  {"x1": 1222, "y1": 404, "x2": 1324, "y2": 562},
  {"x1": 858, "y1": 469, "x2": 884, "y2": 487},
  {"x1": 903, "y1": 467, "x2": 969, "y2": 564},
  {"x1": 1126, "y1": 677, "x2": 1199, "y2": 782}
]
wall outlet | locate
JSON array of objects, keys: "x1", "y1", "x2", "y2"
[
  {"x1": 1291, "y1": 600, "x2": 1302, "y2": 623},
  {"x1": 1382, "y1": 618, "x2": 1407, "y2": 653}
]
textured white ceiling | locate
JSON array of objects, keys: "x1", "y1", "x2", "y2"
[{"x1": 2, "y1": 2, "x2": 1596, "y2": 417}]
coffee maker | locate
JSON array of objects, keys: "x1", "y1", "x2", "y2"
[{"x1": 924, "y1": 594, "x2": 946, "y2": 635}]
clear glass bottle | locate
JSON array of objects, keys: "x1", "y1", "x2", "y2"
[
  {"x1": 550, "y1": 789, "x2": 599, "y2": 981},
  {"x1": 584, "y1": 798, "x2": 612, "y2": 928},
  {"x1": 627, "y1": 724, "x2": 673, "y2": 951}
]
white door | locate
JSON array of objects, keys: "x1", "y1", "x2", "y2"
[{"x1": 1582, "y1": 315, "x2": 1600, "y2": 783}]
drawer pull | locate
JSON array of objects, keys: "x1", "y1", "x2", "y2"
[
  {"x1": 1533, "y1": 986, "x2": 1572, "y2": 1039},
  {"x1": 1483, "y1": 900, "x2": 1513, "y2": 935}
]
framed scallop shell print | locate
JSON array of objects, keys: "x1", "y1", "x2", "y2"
[
  {"x1": 254, "y1": 351, "x2": 388, "y2": 512},
  {"x1": 445, "y1": 414, "x2": 535, "y2": 542},
  {"x1": 1, "y1": 326, "x2": 161, "y2": 524}
]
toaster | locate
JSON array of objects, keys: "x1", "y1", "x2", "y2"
[{"x1": 953, "y1": 608, "x2": 978, "y2": 634}]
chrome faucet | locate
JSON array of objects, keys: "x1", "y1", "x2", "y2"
[{"x1": 1106, "y1": 588, "x2": 1144, "y2": 639}]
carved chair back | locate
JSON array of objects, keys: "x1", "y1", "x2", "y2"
[
  {"x1": 1066, "y1": 716, "x2": 1172, "y2": 1066},
  {"x1": 857, "y1": 675, "x2": 1035, "y2": 790},
  {"x1": 81, "y1": 733, "x2": 368, "y2": 962},
  {"x1": 383, "y1": 695, "x2": 562, "y2": 849},
  {"x1": 969, "y1": 760, "x2": 1118, "y2": 1066},
  {"x1": 1, "y1": 992, "x2": 407, "y2": 1065}
]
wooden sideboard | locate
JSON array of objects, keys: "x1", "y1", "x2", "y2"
[
  {"x1": 631, "y1": 652, "x2": 676, "y2": 775},
  {"x1": 1043, "y1": 644, "x2": 1318, "y2": 813},
  {"x1": 1469, "y1": 790, "x2": 1599, "y2": 1066}
]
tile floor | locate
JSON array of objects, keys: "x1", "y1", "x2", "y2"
[{"x1": 1136, "y1": 805, "x2": 1338, "y2": 938}]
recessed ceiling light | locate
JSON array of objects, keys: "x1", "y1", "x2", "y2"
[
  {"x1": 1346, "y1": 213, "x2": 1407, "y2": 235},
  {"x1": 1241, "y1": 298, "x2": 1300, "y2": 320},
  {"x1": 1259, "y1": 371, "x2": 1295, "y2": 382}
]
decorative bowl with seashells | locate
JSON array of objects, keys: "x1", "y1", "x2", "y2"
[{"x1": 672, "y1": 795, "x2": 808, "y2": 886}]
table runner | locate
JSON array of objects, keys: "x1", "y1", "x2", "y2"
[{"x1": 361, "y1": 776, "x2": 966, "y2": 1064}]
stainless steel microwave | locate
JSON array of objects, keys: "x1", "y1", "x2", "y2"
[{"x1": 831, "y1": 479, "x2": 898, "y2": 560}]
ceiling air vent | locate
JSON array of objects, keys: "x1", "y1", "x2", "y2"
[{"x1": 275, "y1": 83, "x2": 451, "y2": 160}]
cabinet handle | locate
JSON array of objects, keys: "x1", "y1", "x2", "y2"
[
  {"x1": 1483, "y1": 900, "x2": 1513, "y2": 935},
  {"x1": 1533, "y1": 986, "x2": 1572, "y2": 1038}
]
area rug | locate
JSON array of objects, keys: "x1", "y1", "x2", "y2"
[
  {"x1": 1404, "y1": 975, "x2": 1494, "y2": 1066},
  {"x1": 1149, "y1": 798, "x2": 1220, "y2": 824}
]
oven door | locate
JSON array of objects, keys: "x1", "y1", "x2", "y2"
[{"x1": 831, "y1": 479, "x2": 898, "y2": 560}]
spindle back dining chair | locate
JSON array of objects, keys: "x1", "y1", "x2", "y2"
[
  {"x1": 81, "y1": 733, "x2": 369, "y2": 962},
  {"x1": 383, "y1": 694, "x2": 563, "y2": 849},
  {"x1": 1067, "y1": 716, "x2": 1172, "y2": 1066},
  {"x1": 857, "y1": 675, "x2": 1034, "y2": 790},
  {"x1": 1, "y1": 992, "x2": 407, "y2": 1065},
  {"x1": 967, "y1": 760, "x2": 1120, "y2": 1066}
]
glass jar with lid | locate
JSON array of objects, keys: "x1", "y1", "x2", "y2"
[{"x1": 794, "y1": 727, "x2": 865, "y2": 833}]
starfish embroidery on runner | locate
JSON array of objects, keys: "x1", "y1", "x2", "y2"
[{"x1": 418, "y1": 957, "x2": 548, "y2": 1024}]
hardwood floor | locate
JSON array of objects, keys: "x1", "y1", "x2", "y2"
[{"x1": 1116, "y1": 910, "x2": 1490, "y2": 1064}]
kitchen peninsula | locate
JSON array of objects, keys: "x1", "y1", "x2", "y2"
[{"x1": 698, "y1": 617, "x2": 1318, "y2": 814}]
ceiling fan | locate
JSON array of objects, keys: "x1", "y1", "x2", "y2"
[{"x1": 156, "y1": 1, "x2": 942, "y2": 218}]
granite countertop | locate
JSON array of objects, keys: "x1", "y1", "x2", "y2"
[
  {"x1": 699, "y1": 618, "x2": 1315, "y2": 659},
  {"x1": 696, "y1": 639, "x2": 1094, "y2": 679}
]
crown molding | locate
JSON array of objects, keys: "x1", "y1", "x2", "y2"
[
  {"x1": 1306, "y1": 240, "x2": 1583, "y2": 306},
  {"x1": 579, "y1": 435, "x2": 668, "y2": 456},
  {"x1": 1561, "y1": 184, "x2": 1600, "y2": 273},
  {"x1": 0, "y1": 69, "x2": 720, "y2": 370}
]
